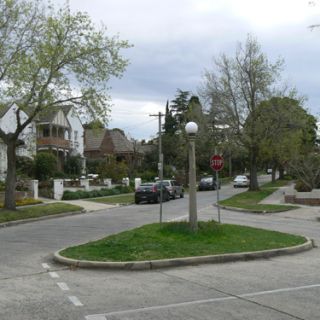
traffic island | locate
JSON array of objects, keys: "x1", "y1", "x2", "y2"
[{"x1": 53, "y1": 221, "x2": 313, "y2": 270}]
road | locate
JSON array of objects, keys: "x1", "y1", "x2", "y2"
[{"x1": 1, "y1": 179, "x2": 320, "y2": 320}]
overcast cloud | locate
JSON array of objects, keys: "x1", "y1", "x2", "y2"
[{"x1": 63, "y1": 0, "x2": 320, "y2": 140}]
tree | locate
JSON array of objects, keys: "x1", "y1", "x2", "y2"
[
  {"x1": 0, "y1": 0, "x2": 130, "y2": 209},
  {"x1": 253, "y1": 97, "x2": 317, "y2": 181},
  {"x1": 200, "y1": 35, "x2": 283, "y2": 190},
  {"x1": 97, "y1": 157, "x2": 128, "y2": 183}
]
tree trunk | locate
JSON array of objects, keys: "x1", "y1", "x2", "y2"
[
  {"x1": 228, "y1": 154, "x2": 232, "y2": 177},
  {"x1": 249, "y1": 147, "x2": 259, "y2": 191},
  {"x1": 271, "y1": 163, "x2": 277, "y2": 183},
  {"x1": 4, "y1": 140, "x2": 17, "y2": 210},
  {"x1": 279, "y1": 165, "x2": 285, "y2": 180}
]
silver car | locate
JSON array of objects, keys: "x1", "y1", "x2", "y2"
[
  {"x1": 233, "y1": 175, "x2": 250, "y2": 188},
  {"x1": 161, "y1": 180, "x2": 184, "y2": 199}
]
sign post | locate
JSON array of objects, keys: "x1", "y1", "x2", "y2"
[{"x1": 210, "y1": 154, "x2": 224, "y2": 223}]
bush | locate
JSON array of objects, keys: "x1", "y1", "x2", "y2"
[
  {"x1": 16, "y1": 156, "x2": 34, "y2": 177},
  {"x1": 64, "y1": 155, "x2": 83, "y2": 176},
  {"x1": 62, "y1": 185, "x2": 133, "y2": 200},
  {"x1": 294, "y1": 180, "x2": 312, "y2": 192},
  {"x1": 34, "y1": 152, "x2": 57, "y2": 181}
]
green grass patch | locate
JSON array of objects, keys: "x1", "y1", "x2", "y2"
[
  {"x1": 261, "y1": 180, "x2": 291, "y2": 189},
  {"x1": 89, "y1": 194, "x2": 134, "y2": 205},
  {"x1": 0, "y1": 202, "x2": 83, "y2": 223},
  {"x1": 60, "y1": 221, "x2": 306, "y2": 262},
  {"x1": 219, "y1": 180, "x2": 298, "y2": 212}
]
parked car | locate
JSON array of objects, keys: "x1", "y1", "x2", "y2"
[
  {"x1": 198, "y1": 176, "x2": 220, "y2": 191},
  {"x1": 135, "y1": 182, "x2": 170, "y2": 204},
  {"x1": 233, "y1": 175, "x2": 250, "y2": 188},
  {"x1": 161, "y1": 179, "x2": 184, "y2": 199}
]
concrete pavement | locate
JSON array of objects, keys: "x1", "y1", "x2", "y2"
[{"x1": 39, "y1": 197, "x2": 118, "y2": 212}]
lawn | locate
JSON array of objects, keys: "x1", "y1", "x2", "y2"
[
  {"x1": 89, "y1": 194, "x2": 134, "y2": 205},
  {"x1": 219, "y1": 180, "x2": 298, "y2": 212},
  {"x1": 60, "y1": 221, "x2": 306, "y2": 262},
  {"x1": 0, "y1": 202, "x2": 83, "y2": 223}
]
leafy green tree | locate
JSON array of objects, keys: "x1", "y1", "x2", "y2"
[
  {"x1": 170, "y1": 89, "x2": 191, "y2": 127},
  {"x1": 0, "y1": 0, "x2": 130, "y2": 209},
  {"x1": 34, "y1": 152, "x2": 57, "y2": 181},
  {"x1": 97, "y1": 158, "x2": 128, "y2": 183},
  {"x1": 254, "y1": 97, "x2": 317, "y2": 181},
  {"x1": 200, "y1": 35, "x2": 284, "y2": 190},
  {"x1": 83, "y1": 120, "x2": 105, "y2": 130},
  {"x1": 288, "y1": 153, "x2": 320, "y2": 190}
]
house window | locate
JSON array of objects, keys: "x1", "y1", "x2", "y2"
[
  {"x1": 74, "y1": 130, "x2": 78, "y2": 141},
  {"x1": 43, "y1": 127, "x2": 50, "y2": 137}
]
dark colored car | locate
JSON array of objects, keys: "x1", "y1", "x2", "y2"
[
  {"x1": 198, "y1": 176, "x2": 220, "y2": 191},
  {"x1": 135, "y1": 182, "x2": 170, "y2": 204}
]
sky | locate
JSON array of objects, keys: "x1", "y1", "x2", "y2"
[{"x1": 63, "y1": 0, "x2": 320, "y2": 140}]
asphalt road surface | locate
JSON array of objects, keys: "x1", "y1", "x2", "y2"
[{"x1": 1, "y1": 178, "x2": 320, "y2": 320}]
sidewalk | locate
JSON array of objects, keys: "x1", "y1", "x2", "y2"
[
  {"x1": 39, "y1": 197, "x2": 117, "y2": 212},
  {"x1": 260, "y1": 185, "x2": 320, "y2": 221}
]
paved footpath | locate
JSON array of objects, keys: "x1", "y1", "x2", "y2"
[{"x1": 39, "y1": 197, "x2": 117, "y2": 212}]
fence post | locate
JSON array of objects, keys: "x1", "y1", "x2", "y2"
[
  {"x1": 53, "y1": 179, "x2": 64, "y2": 200},
  {"x1": 80, "y1": 178, "x2": 90, "y2": 191},
  {"x1": 30, "y1": 180, "x2": 38, "y2": 199}
]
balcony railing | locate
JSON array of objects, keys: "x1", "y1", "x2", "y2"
[{"x1": 37, "y1": 137, "x2": 70, "y2": 149}]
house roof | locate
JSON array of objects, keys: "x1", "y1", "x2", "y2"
[
  {"x1": 60, "y1": 105, "x2": 73, "y2": 115},
  {"x1": 84, "y1": 128, "x2": 106, "y2": 151},
  {"x1": 109, "y1": 129, "x2": 134, "y2": 153},
  {"x1": 84, "y1": 128, "x2": 136, "y2": 154}
]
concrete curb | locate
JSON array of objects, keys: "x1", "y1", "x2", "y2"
[
  {"x1": 217, "y1": 204, "x2": 298, "y2": 214},
  {"x1": 53, "y1": 237, "x2": 314, "y2": 271},
  {"x1": 0, "y1": 210, "x2": 85, "y2": 228}
]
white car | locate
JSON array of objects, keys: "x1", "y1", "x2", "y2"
[{"x1": 233, "y1": 175, "x2": 250, "y2": 188}]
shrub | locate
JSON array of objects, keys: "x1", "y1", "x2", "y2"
[
  {"x1": 294, "y1": 180, "x2": 312, "y2": 192},
  {"x1": 62, "y1": 185, "x2": 133, "y2": 200},
  {"x1": 64, "y1": 155, "x2": 83, "y2": 176},
  {"x1": 16, "y1": 156, "x2": 34, "y2": 177},
  {"x1": 34, "y1": 152, "x2": 57, "y2": 181}
]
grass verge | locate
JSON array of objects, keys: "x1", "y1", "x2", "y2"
[
  {"x1": 0, "y1": 203, "x2": 83, "y2": 224},
  {"x1": 60, "y1": 221, "x2": 306, "y2": 262},
  {"x1": 89, "y1": 194, "x2": 134, "y2": 205},
  {"x1": 219, "y1": 180, "x2": 298, "y2": 213}
]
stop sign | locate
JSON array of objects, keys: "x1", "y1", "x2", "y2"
[{"x1": 210, "y1": 155, "x2": 224, "y2": 171}]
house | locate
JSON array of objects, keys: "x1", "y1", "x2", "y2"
[
  {"x1": 36, "y1": 106, "x2": 85, "y2": 172},
  {"x1": 0, "y1": 105, "x2": 36, "y2": 180},
  {"x1": 84, "y1": 128, "x2": 142, "y2": 166}
]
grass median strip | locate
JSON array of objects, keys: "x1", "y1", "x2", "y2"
[
  {"x1": 0, "y1": 203, "x2": 83, "y2": 223},
  {"x1": 60, "y1": 221, "x2": 306, "y2": 262},
  {"x1": 219, "y1": 180, "x2": 299, "y2": 212}
]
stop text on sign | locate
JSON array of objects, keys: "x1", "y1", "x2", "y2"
[{"x1": 210, "y1": 155, "x2": 224, "y2": 171}]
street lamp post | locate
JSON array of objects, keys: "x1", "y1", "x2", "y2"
[{"x1": 185, "y1": 121, "x2": 198, "y2": 232}]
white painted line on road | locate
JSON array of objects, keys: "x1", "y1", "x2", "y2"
[
  {"x1": 57, "y1": 282, "x2": 70, "y2": 291},
  {"x1": 240, "y1": 283, "x2": 320, "y2": 298},
  {"x1": 85, "y1": 315, "x2": 107, "y2": 320},
  {"x1": 49, "y1": 272, "x2": 59, "y2": 279},
  {"x1": 85, "y1": 283, "x2": 320, "y2": 318},
  {"x1": 68, "y1": 296, "x2": 83, "y2": 307},
  {"x1": 41, "y1": 263, "x2": 50, "y2": 269}
]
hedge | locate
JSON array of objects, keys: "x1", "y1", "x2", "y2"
[{"x1": 62, "y1": 185, "x2": 133, "y2": 200}]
